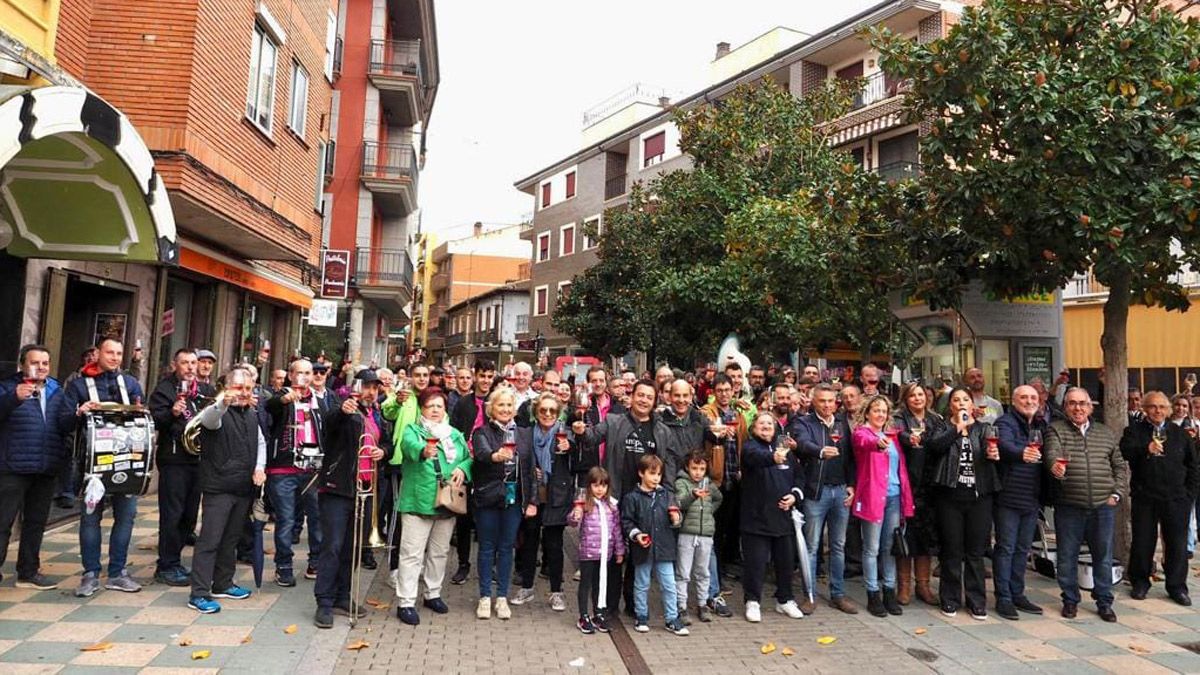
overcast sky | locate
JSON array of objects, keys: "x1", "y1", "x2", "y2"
[{"x1": 417, "y1": 0, "x2": 880, "y2": 238}]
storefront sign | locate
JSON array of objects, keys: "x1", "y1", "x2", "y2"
[
  {"x1": 180, "y1": 247, "x2": 313, "y2": 309},
  {"x1": 308, "y1": 299, "x2": 338, "y2": 327},
  {"x1": 321, "y1": 249, "x2": 350, "y2": 299},
  {"x1": 1021, "y1": 345, "x2": 1054, "y2": 385}
]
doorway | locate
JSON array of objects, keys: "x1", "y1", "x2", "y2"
[{"x1": 42, "y1": 269, "x2": 139, "y2": 382}]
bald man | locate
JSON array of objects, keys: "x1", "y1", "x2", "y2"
[{"x1": 992, "y1": 384, "x2": 1049, "y2": 620}]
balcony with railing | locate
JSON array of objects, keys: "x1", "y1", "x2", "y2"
[
  {"x1": 368, "y1": 39, "x2": 425, "y2": 125},
  {"x1": 445, "y1": 332, "x2": 466, "y2": 348},
  {"x1": 353, "y1": 247, "x2": 414, "y2": 315},
  {"x1": 852, "y1": 72, "x2": 909, "y2": 110},
  {"x1": 360, "y1": 141, "x2": 418, "y2": 216},
  {"x1": 605, "y1": 173, "x2": 627, "y2": 201},
  {"x1": 1063, "y1": 267, "x2": 1200, "y2": 301},
  {"x1": 872, "y1": 161, "x2": 920, "y2": 183},
  {"x1": 517, "y1": 262, "x2": 531, "y2": 281},
  {"x1": 473, "y1": 327, "x2": 499, "y2": 347}
]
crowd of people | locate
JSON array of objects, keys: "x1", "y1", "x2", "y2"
[{"x1": 0, "y1": 341, "x2": 1195, "y2": 640}]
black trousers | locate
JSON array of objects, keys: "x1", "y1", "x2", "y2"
[
  {"x1": 156, "y1": 463, "x2": 201, "y2": 573},
  {"x1": 742, "y1": 532, "x2": 795, "y2": 604},
  {"x1": 190, "y1": 492, "x2": 252, "y2": 598},
  {"x1": 578, "y1": 558, "x2": 622, "y2": 617},
  {"x1": 315, "y1": 493, "x2": 355, "y2": 609},
  {"x1": 714, "y1": 482, "x2": 741, "y2": 567},
  {"x1": 0, "y1": 472, "x2": 56, "y2": 579},
  {"x1": 518, "y1": 516, "x2": 564, "y2": 592},
  {"x1": 1129, "y1": 495, "x2": 1191, "y2": 596},
  {"x1": 454, "y1": 508, "x2": 474, "y2": 570},
  {"x1": 936, "y1": 493, "x2": 993, "y2": 610}
]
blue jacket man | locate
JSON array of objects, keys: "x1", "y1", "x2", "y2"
[{"x1": 0, "y1": 344, "x2": 68, "y2": 590}]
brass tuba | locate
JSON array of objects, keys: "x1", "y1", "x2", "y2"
[{"x1": 181, "y1": 387, "x2": 223, "y2": 455}]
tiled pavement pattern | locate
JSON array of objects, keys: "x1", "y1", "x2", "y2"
[{"x1": 2, "y1": 505, "x2": 1200, "y2": 673}]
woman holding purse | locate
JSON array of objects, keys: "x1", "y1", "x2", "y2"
[{"x1": 924, "y1": 387, "x2": 1001, "y2": 620}]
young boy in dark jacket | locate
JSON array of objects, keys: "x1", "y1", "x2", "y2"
[
  {"x1": 620, "y1": 454, "x2": 688, "y2": 635},
  {"x1": 674, "y1": 451, "x2": 723, "y2": 623}
]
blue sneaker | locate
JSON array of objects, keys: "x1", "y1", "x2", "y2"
[
  {"x1": 188, "y1": 596, "x2": 221, "y2": 614},
  {"x1": 212, "y1": 585, "x2": 251, "y2": 600}
]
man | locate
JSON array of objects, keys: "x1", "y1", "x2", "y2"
[
  {"x1": 61, "y1": 338, "x2": 146, "y2": 596},
  {"x1": 264, "y1": 359, "x2": 325, "y2": 586},
  {"x1": 658, "y1": 380, "x2": 709, "y2": 476},
  {"x1": 0, "y1": 345, "x2": 68, "y2": 589},
  {"x1": 313, "y1": 370, "x2": 386, "y2": 628},
  {"x1": 580, "y1": 367, "x2": 625, "y2": 474},
  {"x1": 802, "y1": 364, "x2": 821, "y2": 382},
  {"x1": 448, "y1": 358, "x2": 495, "y2": 585},
  {"x1": 839, "y1": 384, "x2": 863, "y2": 423},
  {"x1": 793, "y1": 376, "x2": 816, "y2": 417},
  {"x1": 430, "y1": 366, "x2": 446, "y2": 391},
  {"x1": 447, "y1": 366, "x2": 474, "y2": 413},
  {"x1": 1029, "y1": 378, "x2": 1064, "y2": 426},
  {"x1": 195, "y1": 349, "x2": 217, "y2": 385},
  {"x1": 1044, "y1": 387, "x2": 1128, "y2": 622},
  {"x1": 748, "y1": 365, "x2": 767, "y2": 401},
  {"x1": 797, "y1": 383, "x2": 857, "y2": 615},
  {"x1": 698, "y1": 373, "x2": 746, "y2": 618},
  {"x1": 715, "y1": 362, "x2": 756, "y2": 426},
  {"x1": 383, "y1": 363, "x2": 430, "y2": 451},
  {"x1": 964, "y1": 368, "x2": 1004, "y2": 424},
  {"x1": 1120, "y1": 391, "x2": 1199, "y2": 606},
  {"x1": 860, "y1": 364, "x2": 883, "y2": 397},
  {"x1": 310, "y1": 362, "x2": 339, "y2": 415},
  {"x1": 267, "y1": 369, "x2": 287, "y2": 397},
  {"x1": 992, "y1": 385, "x2": 1049, "y2": 620},
  {"x1": 511, "y1": 362, "x2": 536, "y2": 406},
  {"x1": 149, "y1": 348, "x2": 216, "y2": 587},
  {"x1": 1127, "y1": 387, "x2": 1144, "y2": 424},
  {"x1": 186, "y1": 368, "x2": 266, "y2": 614},
  {"x1": 695, "y1": 365, "x2": 716, "y2": 405}
]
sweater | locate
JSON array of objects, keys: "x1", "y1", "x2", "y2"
[{"x1": 1043, "y1": 419, "x2": 1128, "y2": 508}]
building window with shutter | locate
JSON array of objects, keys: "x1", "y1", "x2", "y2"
[
  {"x1": 643, "y1": 131, "x2": 666, "y2": 167},
  {"x1": 288, "y1": 61, "x2": 308, "y2": 136},
  {"x1": 534, "y1": 286, "x2": 549, "y2": 316},
  {"x1": 565, "y1": 171, "x2": 576, "y2": 199},
  {"x1": 537, "y1": 232, "x2": 551, "y2": 262},
  {"x1": 323, "y1": 10, "x2": 337, "y2": 80},
  {"x1": 557, "y1": 281, "x2": 572, "y2": 302},
  {"x1": 541, "y1": 182, "x2": 551, "y2": 208},
  {"x1": 246, "y1": 23, "x2": 279, "y2": 135},
  {"x1": 583, "y1": 216, "x2": 600, "y2": 250},
  {"x1": 560, "y1": 224, "x2": 575, "y2": 256}
]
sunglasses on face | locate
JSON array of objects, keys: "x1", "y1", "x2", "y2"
[{"x1": 537, "y1": 407, "x2": 558, "y2": 414}]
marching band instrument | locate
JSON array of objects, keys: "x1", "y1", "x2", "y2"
[
  {"x1": 349, "y1": 427, "x2": 388, "y2": 626},
  {"x1": 78, "y1": 404, "x2": 156, "y2": 496},
  {"x1": 181, "y1": 385, "x2": 225, "y2": 456},
  {"x1": 283, "y1": 386, "x2": 324, "y2": 471}
]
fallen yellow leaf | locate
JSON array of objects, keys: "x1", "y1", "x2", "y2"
[
  {"x1": 365, "y1": 597, "x2": 387, "y2": 608},
  {"x1": 178, "y1": 638, "x2": 193, "y2": 647},
  {"x1": 284, "y1": 624, "x2": 298, "y2": 634},
  {"x1": 241, "y1": 635, "x2": 252, "y2": 644},
  {"x1": 781, "y1": 647, "x2": 795, "y2": 656},
  {"x1": 345, "y1": 640, "x2": 370, "y2": 651},
  {"x1": 817, "y1": 636, "x2": 837, "y2": 645},
  {"x1": 191, "y1": 650, "x2": 211, "y2": 660},
  {"x1": 914, "y1": 628, "x2": 928, "y2": 635},
  {"x1": 1129, "y1": 644, "x2": 1152, "y2": 655},
  {"x1": 80, "y1": 642, "x2": 114, "y2": 652},
  {"x1": 761, "y1": 642, "x2": 776, "y2": 654}
]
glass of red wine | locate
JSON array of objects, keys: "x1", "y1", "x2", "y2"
[
  {"x1": 24, "y1": 365, "x2": 38, "y2": 399},
  {"x1": 1028, "y1": 429, "x2": 1043, "y2": 451},
  {"x1": 985, "y1": 425, "x2": 1000, "y2": 459}
]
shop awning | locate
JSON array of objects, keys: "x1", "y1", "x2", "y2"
[
  {"x1": 180, "y1": 245, "x2": 314, "y2": 309},
  {"x1": 0, "y1": 85, "x2": 178, "y2": 264}
]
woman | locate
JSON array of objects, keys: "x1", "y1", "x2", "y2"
[
  {"x1": 851, "y1": 395, "x2": 915, "y2": 618},
  {"x1": 925, "y1": 387, "x2": 1001, "y2": 620},
  {"x1": 512, "y1": 393, "x2": 574, "y2": 611},
  {"x1": 391, "y1": 387, "x2": 472, "y2": 626},
  {"x1": 1170, "y1": 394, "x2": 1194, "y2": 431},
  {"x1": 472, "y1": 387, "x2": 537, "y2": 620},
  {"x1": 893, "y1": 382, "x2": 944, "y2": 606},
  {"x1": 739, "y1": 412, "x2": 806, "y2": 622}
]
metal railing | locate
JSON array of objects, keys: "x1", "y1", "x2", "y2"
[
  {"x1": 353, "y1": 247, "x2": 414, "y2": 288},
  {"x1": 368, "y1": 39, "x2": 424, "y2": 90},
  {"x1": 323, "y1": 140, "x2": 336, "y2": 181},
  {"x1": 361, "y1": 141, "x2": 418, "y2": 187},
  {"x1": 332, "y1": 37, "x2": 344, "y2": 77},
  {"x1": 445, "y1": 333, "x2": 466, "y2": 347},
  {"x1": 605, "y1": 173, "x2": 627, "y2": 200},
  {"x1": 872, "y1": 161, "x2": 920, "y2": 182},
  {"x1": 474, "y1": 327, "x2": 499, "y2": 346},
  {"x1": 515, "y1": 314, "x2": 529, "y2": 333},
  {"x1": 853, "y1": 72, "x2": 909, "y2": 110}
]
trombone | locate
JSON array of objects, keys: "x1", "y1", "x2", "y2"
[{"x1": 350, "y1": 428, "x2": 388, "y2": 626}]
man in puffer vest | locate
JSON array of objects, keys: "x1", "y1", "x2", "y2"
[{"x1": 0, "y1": 344, "x2": 68, "y2": 590}]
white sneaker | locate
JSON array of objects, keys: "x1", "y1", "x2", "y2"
[
  {"x1": 495, "y1": 597, "x2": 512, "y2": 620},
  {"x1": 776, "y1": 600, "x2": 804, "y2": 619},
  {"x1": 476, "y1": 597, "x2": 491, "y2": 620},
  {"x1": 745, "y1": 600, "x2": 762, "y2": 623},
  {"x1": 549, "y1": 592, "x2": 566, "y2": 611},
  {"x1": 510, "y1": 587, "x2": 535, "y2": 605},
  {"x1": 573, "y1": 569, "x2": 581, "y2": 582}
]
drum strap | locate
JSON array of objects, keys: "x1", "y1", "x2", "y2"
[{"x1": 85, "y1": 376, "x2": 130, "y2": 405}]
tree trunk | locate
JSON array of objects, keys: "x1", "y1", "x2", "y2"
[
  {"x1": 1100, "y1": 270, "x2": 1131, "y2": 565},
  {"x1": 859, "y1": 330, "x2": 872, "y2": 367}
]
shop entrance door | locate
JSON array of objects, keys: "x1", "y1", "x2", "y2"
[{"x1": 41, "y1": 269, "x2": 139, "y2": 382}]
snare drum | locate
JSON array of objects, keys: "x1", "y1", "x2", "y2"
[{"x1": 77, "y1": 406, "x2": 156, "y2": 496}]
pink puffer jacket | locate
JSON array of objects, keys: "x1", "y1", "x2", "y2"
[{"x1": 569, "y1": 497, "x2": 627, "y2": 561}]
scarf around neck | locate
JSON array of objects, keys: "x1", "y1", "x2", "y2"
[{"x1": 421, "y1": 416, "x2": 457, "y2": 463}]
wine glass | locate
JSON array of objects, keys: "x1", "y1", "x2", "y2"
[
  {"x1": 910, "y1": 418, "x2": 925, "y2": 446},
  {"x1": 1028, "y1": 429, "x2": 1043, "y2": 450},
  {"x1": 984, "y1": 425, "x2": 1000, "y2": 460},
  {"x1": 24, "y1": 364, "x2": 39, "y2": 400},
  {"x1": 1152, "y1": 425, "x2": 1167, "y2": 458}
]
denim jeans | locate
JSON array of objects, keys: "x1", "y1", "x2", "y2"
[
  {"x1": 1054, "y1": 503, "x2": 1115, "y2": 608},
  {"x1": 475, "y1": 504, "x2": 522, "y2": 598},
  {"x1": 860, "y1": 495, "x2": 900, "y2": 593},
  {"x1": 634, "y1": 560, "x2": 678, "y2": 623},
  {"x1": 993, "y1": 505, "x2": 1038, "y2": 604},
  {"x1": 80, "y1": 494, "x2": 137, "y2": 577},
  {"x1": 266, "y1": 473, "x2": 322, "y2": 571},
  {"x1": 803, "y1": 484, "x2": 850, "y2": 598},
  {"x1": 707, "y1": 552, "x2": 720, "y2": 601}
]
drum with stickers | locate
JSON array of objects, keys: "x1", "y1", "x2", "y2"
[{"x1": 78, "y1": 404, "x2": 157, "y2": 496}]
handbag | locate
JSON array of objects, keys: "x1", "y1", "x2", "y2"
[
  {"x1": 431, "y1": 455, "x2": 468, "y2": 515},
  {"x1": 891, "y1": 521, "x2": 910, "y2": 558}
]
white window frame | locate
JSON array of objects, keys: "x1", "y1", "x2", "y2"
[
  {"x1": 557, "y1": 280, "x2": 572, "y2": 302},
  {"x1": 534, "y1": 285, "x2": 549, "y2": 316},
  {"x1": 582, "y1": 215, "x2": 601, "y2": 250},
  {"x1": 565, "y1": 170, "x2": 576, "y2": 200},
  {"x1": 323, "y1": 10, "x2": 337, "y2": 81},
  {"x1": 559, "y1": 223, "x2": 576, "y2": 257},
  {"x1": 246, "y1": 23, "x2": 279, "y2": 135},
  {"x1": 288, "y1": 61, "x2": 309, "y2": 137},
  {"x1": 540, "y1": 182, "x2": 552, "y2": 209},
  {"x1": 536, "y1": 232, "x2": 551, "y2": 263}
]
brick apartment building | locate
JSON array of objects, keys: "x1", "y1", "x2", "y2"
[
  {"x1": 514, "y1": 0, "x2": 960, "y2": 369},
  {"x1": 323, "y1": 0, "x2": 439, "y2": 366},
  {"x1": 0, "y1": 0, "x2": 336, "y2": 381}
]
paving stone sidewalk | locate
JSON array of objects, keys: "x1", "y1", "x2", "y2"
[{"x1": 3, "y1": 505, "x2": 1200, "y2": 673}]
